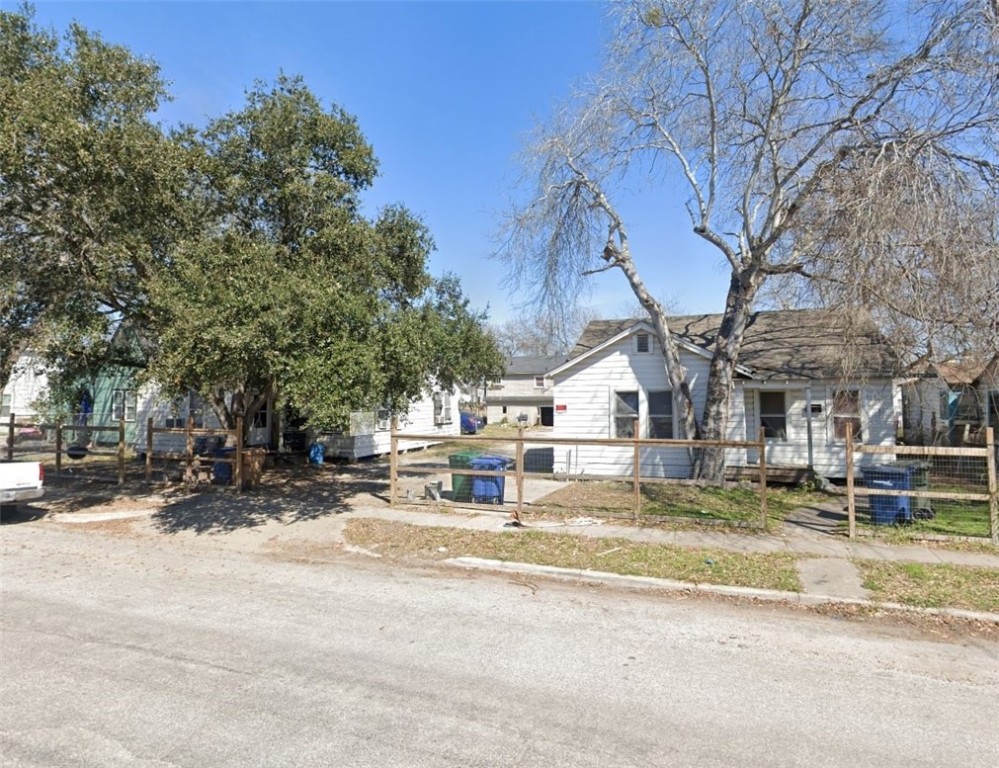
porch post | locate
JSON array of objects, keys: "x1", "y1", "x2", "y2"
[{"x1": 6, "y1": 413, "x2": 14, "y2": 461}]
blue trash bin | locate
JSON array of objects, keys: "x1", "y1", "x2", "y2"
[
  {"x1": 863, "y1": 464, "x2": 914, "y2": 525},
  {"x1": 308, "y1": 442, "x2": 325, "y2": 465},
  {"x1": 470, "y1": 456, "x2": 509, "y2": 504},
  {"x1": 212, "y1": 447, "x2": 236, "y2": 485}
]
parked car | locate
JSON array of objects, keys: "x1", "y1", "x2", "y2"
[
  {"x1": 460, "y1": 411, "x2": 482, "y2": 434},
  {"x1": 0, "y1": 460, "x2": 44, "y2": 510}
]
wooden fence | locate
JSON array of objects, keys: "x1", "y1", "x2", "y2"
[
  {"x1": 4, "y1": 413, "x2": 248, "y2": 489},
  {"x1": 389, "y1": 423, "x2": 771, "y2": 527},
  {"x1": 846, "y1": 426, "x2": 997, "y2": 543}
]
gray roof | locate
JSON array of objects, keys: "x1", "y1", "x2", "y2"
[
  {"x1": 570, "y1": 309, "x2": 897, "y2": 380},
  {"x1": 504, "y1": 355, "x2": 571, "y2": 376}
]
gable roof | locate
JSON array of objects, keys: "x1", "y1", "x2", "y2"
[
  {"x1": 503, "y1": 355, "x2": 571, "y2": 376},
  {"x1": 568, "y1": 309, "x2": 897, "y2": 381}
]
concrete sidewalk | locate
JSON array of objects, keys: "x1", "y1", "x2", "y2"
[{"x1": 346, "y1": 504, "x2": 999, "y2": 610}]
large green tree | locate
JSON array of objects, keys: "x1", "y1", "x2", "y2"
[
  {"x1": 146, "y1": 77, "x2": 502, "y2": 434},
  {"x1": 0, "y1": 4, "x2": 191, "y2": 391}
]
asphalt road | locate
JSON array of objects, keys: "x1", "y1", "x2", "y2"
[{"x1": 2, "y1": 521, "x2": 998, "y2": 767}]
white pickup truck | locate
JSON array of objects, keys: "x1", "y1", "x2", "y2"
[{"x1": 0, "y1": 461, "x2": 45, "y2": 509}]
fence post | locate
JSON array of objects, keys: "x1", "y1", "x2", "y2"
[
  {"x1": 758, "y1": 427, "x2": 768, "y2": 528},
  {"x1": 845, "y1": 424, "x2": 856, "y2": 540},
  {"x1": 632, "y1": 417, "x2": 641, "y2": 520},
  {"x1": 55, "y1": 423, "x2": 63, "y2": 476},
  {"x1": 986, "y1": 427, "x2": 997, "y2": 546},
  {"x1": 185, "y1": 415, "x2": 194, "y2": 485},
  {"x1": 234, "y1": 416, "x2": 244, "y2": 492},
  {"x1": 117, "y1": 419, "x2": 125, "y2": 485},
  {"x1": 145, "y1": 417, "x2": 153, "y2": 482},
  {"x1": 389, "y1": 416, "x2": 398, "y2": 507},
  {"x1": 515, "y1": 426, "x2": 525, "y2": 524},
  {"x1": 6, "y1": 413, "x2": 14, "y2": 460}
]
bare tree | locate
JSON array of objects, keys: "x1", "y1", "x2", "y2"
[
  {"x1": 490, "y1": 306, "x2": 600, "y2": 357},
  {"x1": 499, "y1": 0, "x2": 998, "y2": 479}
]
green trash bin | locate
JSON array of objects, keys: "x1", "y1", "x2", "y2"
[{"x1": 448, "y1": 450, "x2": 481, "y2": 502}]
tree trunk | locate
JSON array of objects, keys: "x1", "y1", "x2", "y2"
[{"x1": 692, "y1": 267, "x2": 763, "y2": 482}]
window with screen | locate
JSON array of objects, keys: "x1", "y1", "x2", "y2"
[
  {"x1": 832, "y1": 390, "x2": 862, "y2": 441},
  {"x1": 648, "y1": 390, "x2": 673, "y2": 438},
  {"x1": 613, "y1": 391, "x2": 639, "y2": 438},
  {"x1": 759, "y1": 391, "x2": 787, "y2": 440}
]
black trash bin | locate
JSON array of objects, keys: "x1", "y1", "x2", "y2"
[
  {"x1": 863, "y1": 464, "x2": 914, "y2": 525},
  {"x1": 470, "y1": 455, "x2": 509, "y2": 504}
]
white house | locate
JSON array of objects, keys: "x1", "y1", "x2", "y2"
[
  {"x1": 317, "y1": 385, "x2": 461, "y2": 460},
  {"x1": 1, "y1": 352, "x2": 49, "y2": 422},
  {"x1": 132, "y1": 385, "x2": 273, "y2": 455},
  {"x1": 485, "y1": 355, "x2": 568, "y2": 427},
  {"x1": 549, "y1": 310, "x2": 900, "y2": 480}
]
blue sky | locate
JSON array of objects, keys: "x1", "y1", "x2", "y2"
[{"x1": 23, "y1": 0, "x2": 728, "y2": 324}]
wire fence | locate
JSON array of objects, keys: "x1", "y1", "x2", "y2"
[
  {"x1": 389, "y1": 425, "x2": 772, "y2": 529},
  {"x1": 846, "y1": 426, "x2": 998, "y2": 543}
]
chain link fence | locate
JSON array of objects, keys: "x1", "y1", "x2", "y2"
[{"x1": 846, "y1": 427, "x2": 998, "y2": 543}]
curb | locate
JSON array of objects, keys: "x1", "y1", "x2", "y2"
[{"x1": 446, "y1": 556, "x2": 999, "y2": 625}]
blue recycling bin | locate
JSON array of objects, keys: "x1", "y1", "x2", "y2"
[
  {"x1": 212, "y1": 447, "x2": 236, "y2": 485},
  {"x1": 470, "y1": 455, "x2": 509, "y2": 504},
  {"x1": 863, "y1": 464, "x2": 914, "y2": 525}
]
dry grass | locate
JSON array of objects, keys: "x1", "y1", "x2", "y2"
[
  {"x1": 857, "y1": 561, "x2": 999, "y2": 613},
  {"x1": 343, "y1": 518, "x2": 801, "y2": 592}
]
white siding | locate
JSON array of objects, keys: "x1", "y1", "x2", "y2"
[
  {"x1": 552, "y1": 337, "x2": 710, "y2": 478},
  {"x1": 320, "y1": 387, "x2": 461, "y2": 460},
  {"x1": 745, "y1": 381, "x2": 897, "y2": 477},
  {"x1": 133, "y1": 385, "x2": 271, "y2": 454},
  {"x1": 485, "y1": 373, "x2": 553, "y2": 425},
  {"x1": 554, "y1": 327, "x2": 898, "y2": 479},
  {"x1": 2, "y1": 354, "x2": 49, "y2": 419}
]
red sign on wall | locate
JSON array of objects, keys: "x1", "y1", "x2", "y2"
[{"x1": 555, "y1": 404, "x2": 567, "y2": 413}]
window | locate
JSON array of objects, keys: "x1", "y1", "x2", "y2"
[
  {"x1": 759, "y1": 391, "x2": 787, "y2": 440},
  {"x1": 613, "y1": 390, "x2": 639, "y2": 438},
  {"x1": 832, "y1": 390, "x2": 862, "y2": 441},
  {"x1": 166, "y1": 391, "x2": 205, "y2": 429},
  {"x1": 376, "y1": 407, "x2": 391, "y2": 431},
  {"x1": 534, "y1": 376, "x2": 545, "y2": 389},
  {"x1": 252, "y1": 400, "x2": 269, "y2": 429},
  {"x1": 989, "y1": 391, "x2": 999, "y2": 428},
  {"x1": 636, "y1": 332, "x2": 651, "y2": 353},
  {"x1": 1, "y1": 393, "x2": 10, "y2": 419},
  {"x1": 648, "y1": 390, "x2": 674, "y2": 439},
  {"x1": 433, "y1": 391, "x2": 452, "y2": 425},
  {"x1": 111, "y1": 389, "x2": 137, "y2": 422}
]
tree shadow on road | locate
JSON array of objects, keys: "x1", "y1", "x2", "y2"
[{"x1": 151, "y1": 462, "x2": 390, "y2": 535}]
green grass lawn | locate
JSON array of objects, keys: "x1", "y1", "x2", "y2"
[{"x1": 861, "y1": 498, "x2": 993, "y2": 539}]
